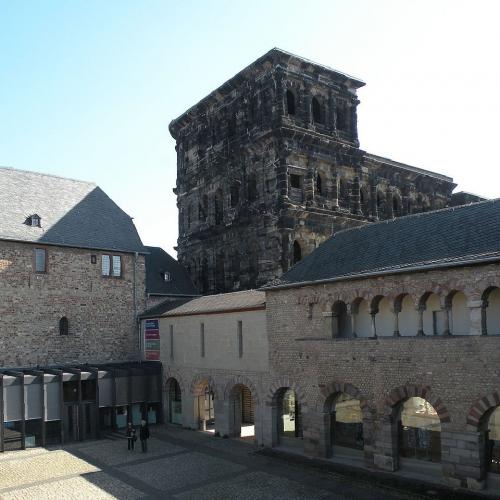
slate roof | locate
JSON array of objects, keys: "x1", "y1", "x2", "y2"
[
  {"x1": 266, "y1": 199, "x2": 500, "y2": 289},
  {"x1": 145, "y1": 246, "x2": 198, "y2": 297},
  {"x1": 0, "y1": 167, "x2": 146, "y2": 253},
  {"x1": 139, "y1": 290, "x2": 266, "y2": 319}
]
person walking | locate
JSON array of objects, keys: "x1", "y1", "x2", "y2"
[
  {"x1": 126, "y1": 422, "x2": 136, "y2": 451},
  {"x1": 139, "y1": 419, "x2": 150, "y2": 453}
]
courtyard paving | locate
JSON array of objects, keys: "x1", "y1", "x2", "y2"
[{"x1": 0, "y1": 426, "x2": 474, "y2": 499}]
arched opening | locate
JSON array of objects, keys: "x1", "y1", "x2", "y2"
[
  {"x1": 247, "y1": 175, "x2": 257, "y2": 202},
  {"x1": 196, "y1": 382, "x2": 215, "y2": 433},
  {"x1": 277, "y1": 388, "x2": 302, "y2": 447},
  {"x1": 373, "y1": 296, "x2": 392, "y2": 337},
  {"x1": 286, "y1": 89, "x2": 296, "y2": 116},
  {"x1": 352, "y1": 298, "x2": 371, "y2": 338},
  {"x1": 293, "y1": 240, "x2": 302, "y2": 265},
  {"x1": 337, "y1": 105, "x2": 348, "y2": 130},
  {"x1": 484, "y1": 287, "x2": 500, "y2": 335},
  {"x1": 199, "y1": 195, "x2": 208, "y2": 222},
  {"x1": 421, "y1": 292, "x2": 444, "y2": 335},
  {"x1": 398, "y1": 294, "x2": 419, "y2": 336},
  {"x1": 484, "y1": 406, "x2": 500, "y2": 475},
  {"x1": 326, "y1": 393, "x2": 364, "y2": 456},
  {"x1": 312, "y1": 97, "x2": 323, "y2": 124},
  {"x1": 359, "y1": 186, "x2": 370, "y2": 216},
  {"x1": 316, "y1": 173, "x2": 324, "y2": 196},
  {"x1": 215, "y1": 253, "x2": 225, "y2": 293},
  {"x1": 339, "y1": 178, "x2": 349, "y2": 209},
  {"x1": 201, "y1": 258, "x2": 209, "y2": 294},
  {"x1": 398, "y1": 397, "x2": 441, "y2": 463},
  {"x1": 228, "y1": 384, "x2": 255, "y2": 440},
  {"x1": 376, "y1": 189, "x2": 386, "y2": 219},
  {"x1": 450, "y1": 291, "x2": 471, "y2": 335},
  {"x1": 332, "y1": 301, "x2": 351, "y2": 338},
  {"x1": 166, "y1": 378, "x2": 182, "y2": 425},
  {"x1": 59, "y1": 317, "x2": 69, "y2": 336},
  {"x1": 230, "y1": 183, "x2": 240, "y2": 207},
  {"x1": 392, "y1": 194, "x2": 402, "y2": 217},
  {"x1": 214, "y1": 189, "x2": 224, "y2": 225}
]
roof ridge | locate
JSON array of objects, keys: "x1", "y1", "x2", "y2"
[
  {"x1": 332, "y1": 198, "x2": 500, "y2": 238},
  {"x1": 0, "y1": 166, "x2": 96, "y2": 186}
]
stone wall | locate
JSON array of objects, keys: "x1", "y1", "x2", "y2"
[
  {"x1": 0, "y1": 240, "x2": 146, "y2": 367},
  {"x1": 264, "y1": 262, "x2": 500, "y2": 490}
]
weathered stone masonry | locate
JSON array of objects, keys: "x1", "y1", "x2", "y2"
[
  {"x1": 264, "y1": 262, "x2": 500, "y2": 490},
  {"x1": 0, "y1": 240, "x2": 146, "y2": 367},
  {"x1": 170, "y1": 49, "x2": 456, "y2": 294}
]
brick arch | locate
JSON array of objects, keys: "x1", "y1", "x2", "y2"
[
  {"x1": 163, "y1": 368, "x2": 187, "y2": 396},
  {"x1": 265, "y1": 378, "x2": 308, "y2": 413},
  {"x1": 466, "y1": 391, "x2": 500, "y2": 428},
  {"x1": 383, "y1": 384, "x2": 451, "y2": 423},
  {"x1": 189, "y1": 374, "x2": 221, "y2": 400},
  {"x1": 317, "y1": 381, "x2": 371, "y2": 419},
  {"x1": 223, "y1": 375, "x2": 260, "y2": 405}
]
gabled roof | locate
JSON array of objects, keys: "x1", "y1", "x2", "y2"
[
  {"x1": 145, "y1": 246, "x2": 198, "y2": 297},
  {"x1": 266, "y1": 199, "x2": 500, "y2": 290},
  {"x1": 0, "y1": 167, "x2": 146, "y2": 253},
  {"x1": 139, "y1": 290, "x2": 266, "y2": 319}
]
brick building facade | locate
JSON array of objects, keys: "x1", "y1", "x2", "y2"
[{"x1": 170, "y1": 48, "x2": 458, "y2": 295}]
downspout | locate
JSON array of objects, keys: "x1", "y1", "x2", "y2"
[{"x1": 133, "y1": 251, "x2": 140, "y2": 358}]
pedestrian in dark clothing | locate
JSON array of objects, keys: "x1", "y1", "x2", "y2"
[
  {"x1": 126, "y1": 422, "x2": 136, "y2": 451},
  {"x1": 139, "y1": 419, "x2": 150, "y2": 452}
]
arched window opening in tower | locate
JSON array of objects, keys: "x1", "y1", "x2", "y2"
[
  {"x1": 316, "y1": 174, "x2": 324, "y2": 196},
  {"x1": 247, "y1": 176, "x2": 257, "y2": 202},
  {"x1": 337, "y1": 106, "x2": 348, "y2": 130},
  {"x1": 286, "y1": 89, "x2": 296, "y2": 116},
  {"x1": 199, "y1": 195, "x2": 208, "y2": 222},
  {"x1": 293, "y1": 241, "x2": 302, "y2": 264},
  {"x1": 312, "y1": 97, "x2": 323, "y2": 124},
  {"x1": 214, "y1": 190, "x2": 224, "y2": 225},
  {"x1": 230, "y1": 183, "x2": 240, "y2": 207}
]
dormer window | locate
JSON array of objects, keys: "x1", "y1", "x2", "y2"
[
  {"x1": 25, "y1": 214, "x2": 41, "y2": 227},
  {"x1": 163, "y1": 271, "x2": 171, "y2": 282}
]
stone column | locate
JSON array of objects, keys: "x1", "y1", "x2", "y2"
[
  {"x1": 442, "y1": 304, "x2": 451, "y2": 335},
  {"x1": 348, "y1": 303, "x2": 357, "y2": 338},
  {"x1": 393, "y1": 306, "x2": 401, "y2": 337},
  {"x1": 331, "y1": 172, "x2": 339, "y2": 208},
  {"x1": 468, "y1": 300, "x2": 483, "y2": 336},
  {"x1": 214, "y1": 398, "x2": 230, "y2": 437},
  {"x1": 416, "y1": 305, "x2": 425, "y2": 336},
  {"x1": 373, "y1": 415, "x2": 398, "y2": 471},
  {"x1": 370, "y1": 184, "x2": 378, "y2": 219}
]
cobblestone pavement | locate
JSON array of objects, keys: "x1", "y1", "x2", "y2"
[{"x1": 0, "y1": 426, "x2": 441, "y2": 499}]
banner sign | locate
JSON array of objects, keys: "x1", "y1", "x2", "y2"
[{"x1": 144, "y1": 319, "x2": 160, "y2": 361}]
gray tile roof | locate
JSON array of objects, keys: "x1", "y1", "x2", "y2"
[
  {"x1": 139, "y1": 290, "x2": 266, "y2": 319},
  {"x1": 145, "y1": 246, "x2": 198, "y2": 297},
  {"x1": 0, "y1": 167, "x2": 145, "y2": 253},
  {"x1": 267, "y1": 199, "x2": 500, "y2": 289}
]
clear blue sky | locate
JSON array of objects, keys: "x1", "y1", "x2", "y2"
[{"x1": 2, "y1": 0, "x2": 499, "y2": 255}]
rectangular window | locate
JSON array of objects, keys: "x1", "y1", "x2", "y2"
[
  {"x1": 237, "y1": 321, "x2": 243, "y2": 358},
  {"x1": 200, "y1": 323, "x2": 205, "y2": 358},
  {"x1": 112, "y1": 255, "x2": 122, "y2": 277},
  {"x1": 34, "y1": 248, "x2": 46, "y2": 273},
  {"x1": 101, "y1": 255, "x2": 110, "y2": 276},
  {"x1": 170, "y1": 325, "x2": 174, "y2": 360},
  {"x1": 290, "y1": 174, "x2": 303, "y2": 189}
]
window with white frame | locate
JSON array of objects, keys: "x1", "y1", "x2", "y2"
[
  {"x1": 34, "y1": 248, "x2": 46, "y2": 273},
  {"x1": 112, "y1": 255, "x2": 122, "y2": 277},
  {"x1": 101, "y1": 255, "x2": 111, "y2": 276}
]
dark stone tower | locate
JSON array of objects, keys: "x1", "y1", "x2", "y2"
[{"x1": 169, "y1": 48, "x2": 456, "y2": 294}]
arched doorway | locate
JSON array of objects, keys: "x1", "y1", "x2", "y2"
[
  {"x1": 277, "y1": 388, "x2": 302, "y2": 447},
  {"x1": 228, "y1": 384, "x2": 255, "y2": 439},
  {"x1": 327, "y1": 394, "x2": 364, "y2": 455},
  {"x1": 484, "y1": 287, "x2": 500, "y2": 335},
  {"x1": 196, "y1": 382, "x2": 215, "y2": 432},
  {"x1": 485, "y1": 406, "x2": 500, "y2": 475},
  {"x1": 398, "y1": 397, "x2": 441, "y2": 463},
  {"x1": 332, "y1": 301, "x2": 351, "y2": 338},
  {"x1": 449, "y1": 291, "x2": 471, "y2": 335},
  {"x1": 166, "y1": 378, "x2": 182, "y2": 425}
]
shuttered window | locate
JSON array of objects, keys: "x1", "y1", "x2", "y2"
[
  {"x1": 34, "y1": 248, "x2": 46, "y2": 273},
  {"x1": 112, "y1": 255, "x2": 122, "y2": 277},
  {"x1": 101, "y1": 255, "x2": 110, "y2": 276}
]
